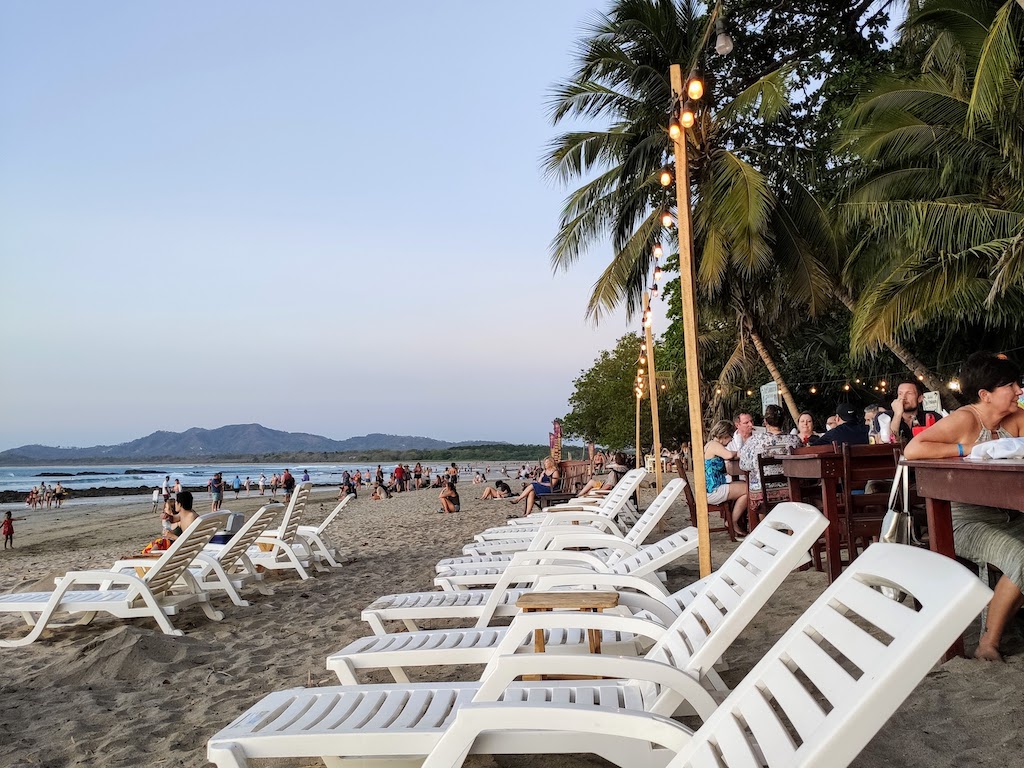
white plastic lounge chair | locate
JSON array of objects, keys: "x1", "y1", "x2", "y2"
[
  {"x1": 327, "y1": 501, "x2": 827, "y2": 685},
  {"x1": 111, "y1": 506, "x2": 280, "y2": 608},
  {"x1": 434, "y1": 523, "x2": 700, "y2": 591},
  {"x1": 248, "y1": 483, "x2": 316, "y2": 579},
  {"x1": 207, "y1": 543, "x2": 990, "y2": 768},
  {"x1": 437, "y1": 478, "x2": 687, "y2": 572},
  {"x1": 297, "y1": 493, "x2": 353, "y2": 569},
  {"x1": 0, "y1": 513, "x2": 228, "y2": 647},
  {"x1": 476, "y1": 469, "x2": 647, "y2": 540}
]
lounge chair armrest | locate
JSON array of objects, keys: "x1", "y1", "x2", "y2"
[
  {"x1": 492, "y1": 611, "x2": 667, "y2": 656},
  {"x1": 531, "y1": 572, "x2": 671, "y2": 598},
  {"x1": 420, "y1": 703, "x2": 692, "y2": 768},
  {"x1": 539, "y1": 532, "x2": 640, "y2": 555},
  {"x1": 476, "y1": 653, "x2": 717, "y2": 719},
  {"x1": 506, "y1": 550, "x2": 607, "y2": 570},
  {"x1": 58, "y1": 569, "x2": 151, "y2": 592},
  {"x1": 537, "y1": 512, "x2": 620, "y2": 532}
]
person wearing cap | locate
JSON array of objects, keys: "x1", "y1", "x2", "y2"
[{"x1": 809, "y1": 402, "x2": 870, "y2": 446}]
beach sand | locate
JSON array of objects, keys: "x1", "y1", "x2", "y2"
[{"x1": 0, "y1": 482, "x2": 1022, "y2": 767}]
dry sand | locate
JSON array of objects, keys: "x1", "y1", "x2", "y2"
[{"x1": 0, "y1": 482, "x2": 1022, "y2": 767}]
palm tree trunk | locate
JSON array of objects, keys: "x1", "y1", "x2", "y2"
[
  {"x1": 745, "y1": 320, "x2": 802, "y2": 424},
  {"x1": 832, "y1": 288, "x2": 959, "y2": 409}
]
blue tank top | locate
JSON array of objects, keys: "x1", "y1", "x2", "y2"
[{"x1": 705, "y1": 456, "x2": 727, "y2": 493}]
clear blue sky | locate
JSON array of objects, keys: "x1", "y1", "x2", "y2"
[{"x1": 0, "y1": 1, "x2": 659, "y2": 450}]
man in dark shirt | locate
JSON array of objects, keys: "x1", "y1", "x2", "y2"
[
  {"x1": 810, "y1": 403, "x2": 870, "y2": 447},
  {"x1": 890, "y1": 379, "x2": 943, "y2": 442}
]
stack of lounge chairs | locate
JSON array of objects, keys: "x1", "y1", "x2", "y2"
[{"x1": 190, "y1": 476, "x2": 990, "y2": 768}]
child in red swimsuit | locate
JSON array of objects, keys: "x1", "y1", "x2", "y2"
[{"x1": 3, "y1": 511, "x2": 27, "y2": 549}]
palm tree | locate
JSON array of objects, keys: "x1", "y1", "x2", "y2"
[
  {"x1": 837, "y1": 0, "x2": 1024, "y2": 355},
  {"x1": 545, "y1": 0, "x2": 836, "y2": 422}
]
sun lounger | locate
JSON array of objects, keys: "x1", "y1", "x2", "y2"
[
  {"x1": 473, "y1": 469, "x2": 647, "y2": 540},
  {"x1": 207, "y1": 542, "x2": 990, "y2": 768},
  {"x1": 0, "y1": 513, "x2": 228, "y2": 647},
  {"x1": 327, "y1": 501, "x2": 827, "y2": 685},
  {"x1": 433, "y1": 523, "x2": 700, "y2": 591},
  {"x1": 112, "y1": 506, "x2": 280, "y2": 607},
  {"x1": 437, "y1": 478, "x2": 686, "y2": 572},
  {"x1": 296, "y1": 493, "x2": 353, "y2": 569},
  {"x1": 248, "y1": 483, "x2": 316, "y2": 579}
]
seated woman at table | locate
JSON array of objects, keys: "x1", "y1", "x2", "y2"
[
  {"x1": 740, "y1": 404, "x2": 801, "y2": 521},
  {"x1": 790, "y1": 411, "x2": 818, "y2": 446},
  {"x1": 905, "y1": 351, "x2": 1024, "y2": 661},
  {"x1": 704, "y1": 420, "x2": 749, "y2": 534}
]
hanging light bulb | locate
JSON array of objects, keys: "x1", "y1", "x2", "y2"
[
  {"x1": 854, "y1": 378, "x2": 861, "y2": 384},
  {"x1": 686, "y1": 68, "x2": 704, "y2": 100},
  {"x1": 948, "y1": 379, "x2": 960, "y2": 391},
  {"x1": 661, "y1": 210, "x2": 674, "y2": 228},
  {"x1": 659, "y1": 167, "x2": 673, "y2": 187},
  {"x1": 661, "y1": 383, "x2": 666, "y2": 390},
  {"x1": 650, "y1": 284, "x2": 659, "y2": 299},
  {"x1": 653, "y1": 243, "x2": 664, "y2": 259},
  {"x1": 714, "y1": 18, "x2": 734, "y2": 55},
  {"x1": 746, "y1": 389, "x2": 753, "y2": 396},
  {"x1": 654, "y1": 266, "x2": 663, "y2": 282},
  {"x1": 679, "y1": 100, "x2": 695, "y2": 128},
  {"x1": 843, "y1": 383, "x2": 851, "y2": 391},
  {"x1": 668, "y1": 115, "x2": 682, "y2": 140},
  {"x1": 917, "y1": 373, "x2": 925, "y2": 381},
  {"x1": 879, "y1": 380, "x2": 887, "y2": 388},
  {"x1": 809, "y1": 386, "x2": 818, "y2": 394},
  {"x1": 715, "y1": 387, "x2": 722, "y2": 395}
]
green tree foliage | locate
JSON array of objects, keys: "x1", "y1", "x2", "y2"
[{"x1": 838, "y1": 0, "x2": 1024, "y2": 353}]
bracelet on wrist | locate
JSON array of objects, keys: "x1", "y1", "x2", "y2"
[{"x1": 957, "y1": 443, "x2": 964, "y2": 457}]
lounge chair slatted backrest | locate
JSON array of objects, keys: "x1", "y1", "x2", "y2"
[
  {"x1": 215, "y1": 506, "x2": 280, "y2": 572},
  {"x1": 620, "y1": 478, "x2": 686, "y2": 550},
  {"x1": 142, "y1": 513, "x2": 228, "y2": 597},
  {"x1": 272, "y1": 482, "x2": 312, "y2": 542},
  {"x1": 642, "y1": 503, "x2": 827, "y2": 687},
  {"x1": 668, "y1": 542, "x2": 992, "y2": 768}
]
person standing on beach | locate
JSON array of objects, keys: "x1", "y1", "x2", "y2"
[
  {"x1": 208, "y1": 473, "x2": 224, "y2": 512},
  {"x1": 302, "y1": 469, "x2": 310, "y2": 482},
  {"x1": 258, "y1": 473, "x2": 266, "y2": 495},
  {"x1": 281, "y1": 469, "x2": 295, "y2": 501},
  {"x1": 3, "y1": 511, "x2": 26, "y2": 549},
  {"x1": 161, "y1": 475, "x2": 170, "y2": 502},
  {"x1": 151, "y1": 488, "x2": 160, "y2": 512},
  {"x1": 244, "y1": 477, "x2": 251, "y2": 496},
  {"x1": 232, "y1": 475, "x2": 242, "y2": 499},
  {"x1": 173, "y1": 478, "x2": 181, "y2": 498},
  {"x1": 53, "y1": 482, "x2": 65, "y2": 508}
]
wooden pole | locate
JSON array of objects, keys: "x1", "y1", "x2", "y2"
[
  {"x1": 643, "y1": 292, "x2": 664, "y2": 494},
  {"x1": 670, "y1": 63, "x2": 711, "y2": 577},
  {"x1": 635, "y1": 390, "x2": 642, "y2": 469}
]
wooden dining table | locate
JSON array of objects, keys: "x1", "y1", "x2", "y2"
[
  {"x1": 900, "y1": 457, "x2": 1024, "y2": 659},
  {"x1": 779, "y1": 452, "x2": 845, "y2": 583}
]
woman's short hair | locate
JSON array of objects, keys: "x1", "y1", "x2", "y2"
[
  {"x1": 708, "y1": 419, "x2": 734, "y2": 441},
  {"x1": 961, "y1": 352, "x2": 1021, "y2": 403},
  {"x1": 763, "y1": 404, "x2": 785, "y2": 429}
]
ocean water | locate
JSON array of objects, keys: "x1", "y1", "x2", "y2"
[{"x1": 0, "y1": 461, "x2": 501, "y2": 494}]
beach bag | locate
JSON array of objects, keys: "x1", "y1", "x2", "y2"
[{"x1": 878, "y1": 463, "x2": 919, "y2": 601}]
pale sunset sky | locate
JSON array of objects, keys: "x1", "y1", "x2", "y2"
[{"x1": 0, "y1": 1, "x2": 673, "y2": 450}]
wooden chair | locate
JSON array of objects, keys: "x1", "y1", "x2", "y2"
[
  {"x1": 840, "y1": 443, "x2": 899, "y2": 563},
  {"x1": 753, "y1": 451, "x2": 792, "y2": 517},
  {"x1": 682, "y1": 479, "x2": 736, "y2": 541}
]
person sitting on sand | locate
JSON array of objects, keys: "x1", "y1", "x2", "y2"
[
  {"x1": 480, "y1": 480, "x2": 514, "y2": 500},
  {"x1": 508, "y1": 456, "x2": 560, "y2": 516},
  {"x1": 905, "y1": 351, "x2": 1024, "y2": 661},
  {"x1": 438, "y1": 481, "x2": 460, "y2": 514},
  {"x1": 3, "y1": 511, "x2": 27, "y2": 549},
  {"x1": 166, "y1": 491, "x2": 199, "y2": 540}
]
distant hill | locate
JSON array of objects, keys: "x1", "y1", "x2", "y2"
[{"x1": 0, "y1": 424, "x2": 509, "y2": 464}]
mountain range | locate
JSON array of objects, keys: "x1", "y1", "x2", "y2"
[{"x1": 0, "y1": 424, "x2": 508, "y2": 464}]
